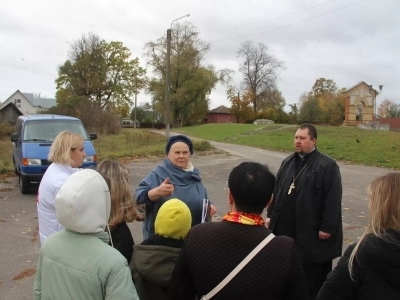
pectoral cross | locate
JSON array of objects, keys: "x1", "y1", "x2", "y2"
[{"x1": 288, "y1": 183, "x2": 295, "y2": 195}]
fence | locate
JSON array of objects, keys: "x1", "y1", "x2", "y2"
[{"x1": 357, "y1": 121, "x2": 389, "y2": 131}]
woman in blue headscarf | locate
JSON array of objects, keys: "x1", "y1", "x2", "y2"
[{"x1": 135, "y1": 135, "x2": 216, "y2": 240}]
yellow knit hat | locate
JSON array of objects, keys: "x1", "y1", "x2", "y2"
[{"x1": 155, "y1": 198, "x2": 192, "y2": 240}]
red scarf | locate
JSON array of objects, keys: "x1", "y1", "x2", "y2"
[{"x1": 223, "y1": 211, "x2": 265, "y2": 226}]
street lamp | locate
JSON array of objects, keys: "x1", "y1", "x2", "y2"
[
  {"x1": 368, "y1": 84, "x2": 383, "y2": 121},
  {"x1": 165, "y1": 13, "x2": 190, "y2": 139}
]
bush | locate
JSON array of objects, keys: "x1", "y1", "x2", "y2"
[
  {"x1": 193, "y1": 140, "x2": 214, "y2": 152},
  {"x1": 41, "y1": 101, "x2": 121, "y2": 135},
  {"x1": 0, "y1": 122, "x2": 14, "y2": 139}
]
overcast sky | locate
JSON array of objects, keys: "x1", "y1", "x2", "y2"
[{"x1": 1, "y1": 0, "x2": 399, "y2": 110}]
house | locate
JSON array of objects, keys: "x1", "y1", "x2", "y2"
[
  {"x1": 0, "y1": 90, "x2": 57, "y2": 124},
  {"x1": 206, "y1": 105, "x2": 235, "y2": 123},
  {"x1": 343, "y1": 81, "x2": 376, "y2": 126},
  {"x1": 0, "y1": 102, "x2": 23, "y2": 125},
  {"x1": 376, "y1": 117, "x2": 400, "y2": 131}
]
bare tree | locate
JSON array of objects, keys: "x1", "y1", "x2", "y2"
[
  {"x1": 33, "y1": 92, "x2": 44, "y2": 98},
  {"x1": 237, "y1": 41, "x2": 285, "y2": 112}
]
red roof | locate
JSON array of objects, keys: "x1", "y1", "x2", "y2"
[{"x1": 208, "y1": 105, "x2": 231, "y2": 114}]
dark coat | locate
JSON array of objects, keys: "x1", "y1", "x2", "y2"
[
  {"x1": 131, "y1": 240, "x2": 182, "y2": 300},
  {"x1": 267, "y1": 150, "x2": 343, "y2": 265},
  {"x1": 168, "y1": 221, "x2": 308, "y2": 300},
  {"x1": 317, "y1": 230, "x2": 400, "y2": 300},
  {"x1": 110, "y1": 222, "x2": 134, "y2": 264}
]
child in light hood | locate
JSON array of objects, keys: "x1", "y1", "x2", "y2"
[{"x1": 34, "y1": 169, "x2": 139, "y2": 300}]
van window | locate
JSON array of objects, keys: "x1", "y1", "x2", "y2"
[{"x1": 23, "y1": 120, "x2": 89, "y2": 142}]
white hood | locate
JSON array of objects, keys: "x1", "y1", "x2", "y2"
[{"x1": 55, "y1": 169, "x2": 111, "y2": 233}]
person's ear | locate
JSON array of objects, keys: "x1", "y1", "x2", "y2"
[
  {"x1": 265, "y1": 194, "x2": 273, "y2": 208},
  {"x1": 227, "y1": 188, "x2": 234, "y2": 205}
]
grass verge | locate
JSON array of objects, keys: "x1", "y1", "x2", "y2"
[
  {"x1": 175, "y1": 123, "x2": 400, "y2": 169},
  {"x1": 0, "y1": 129, "x2": 215, "y2": 175}
]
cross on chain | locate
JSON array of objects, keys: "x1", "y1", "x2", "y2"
[{"x1": 288, "y1": 183, "x2": 295, "y2": 195}]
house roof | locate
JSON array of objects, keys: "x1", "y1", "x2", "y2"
[
  {"x1": 344, "y1": 81, "x2": 378, "y2": 95},
  {"x1": 22, "y1": 93, "x2": 57, "y2": 108},
  {"x1": 208, "y1": 105, "x2": 231, "y2": 114},
  {"x1": 0, "y1": 101, "x2": 23, "y2": 115}
]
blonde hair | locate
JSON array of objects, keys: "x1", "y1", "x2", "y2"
[
  {"x1": 97, "y1": 159, "x2": 143, "y2": 230},
  {"x1": 349, "y1": 172, "x2": 400, "y2": 279},
  {"x1": 48, "y1": 131, "x2": 84, "y2": 165}
]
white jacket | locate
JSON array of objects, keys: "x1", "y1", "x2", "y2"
[{"x1": 37, "y1": 163, "x2": 80, "y2": 244}]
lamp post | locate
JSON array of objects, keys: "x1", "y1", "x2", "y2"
[
  {"x1": 165, "y1": 13, "x2": 190, "y2": 139},
  {"x1": 368, "y1": 84, "x2": 383, "y2": 121}
]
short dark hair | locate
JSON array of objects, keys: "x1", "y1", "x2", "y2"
[
  {"x1": 298, "y1": 123, "x2": 317, "y2": 139},
  {"x1": 228, "y1": 162, "x2": 276, "y2": 214}
]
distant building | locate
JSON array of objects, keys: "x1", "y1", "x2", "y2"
[
  {"x1": 0, "y1": 90, "x2": 57, "y2": 124},
  {"x1": 121, "y1": 118, "x2": 140, "y2": 128},
  {"x1": 206, "y1": 105, "x2": 235, "y2": 123},
  {"x1": 375, "y1": 117, "x2": 400, "y2": 131},
  {"x1": 344, "y1": 81, "x2": 376, "y2": 126}
]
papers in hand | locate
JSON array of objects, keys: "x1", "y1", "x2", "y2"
[{"x1": 201, "y1": 198, "x2": 211, "y2": 223}]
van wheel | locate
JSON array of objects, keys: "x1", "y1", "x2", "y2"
[{"x1": 19, "y1": 174, "x2": 30, "y2": 194}]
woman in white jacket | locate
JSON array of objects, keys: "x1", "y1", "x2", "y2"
[{"x1": 37, "y1": 131, "x2": 86, "y2": 244}]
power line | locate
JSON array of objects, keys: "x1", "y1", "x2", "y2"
[
  {"x1": 204, "y1": 0, "x2": 337, "y2": 32},
  {"x1": 208, "y1": 0, "x2": 365, "y2": 43}
]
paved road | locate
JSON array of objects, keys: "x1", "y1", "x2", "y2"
[
  {"x1": 207, "y1": 141, "x2": 390, "y2": 243},
  {"x1": 0, "y1": 136, "x2": 393, "y2": 300}
]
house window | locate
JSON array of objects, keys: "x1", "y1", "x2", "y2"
[{"x1": 15, "y1": 99, "x2": 21, "y2": 103}]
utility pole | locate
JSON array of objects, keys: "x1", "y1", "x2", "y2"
[
  {"x1": 369, "y1": 84, "x2": 383, "y2": 121},
  {"x1": 164, "y1": 14, "x2": 190, "y2": 139},
  {"x1": 134, "y1": 92, "x2": 137, "y2": 128},
  {"x1": 165, "y1": 28, "x2": 172, "y2": 138}
]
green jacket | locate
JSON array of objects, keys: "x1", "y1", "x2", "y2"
[
  {"x1": 34, "y1": 230, "x2": 139, "y2": 300},
  {"x1": 131, "y1": 245, "x2": 181, "y2": 300},
  {"x1": 33, "y1": 169, "x2": 139, "y2": 300}
]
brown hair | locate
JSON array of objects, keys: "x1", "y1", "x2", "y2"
[
  {"x1": 97, "y1": 159, "x2": 143, "y2": 230},
  {"x1": 349, "y1": 172, "x2": 400, "y2": 278},
  {"x1": 48, "y1": 131, "x2": 84, "y2": 165},
  {"x1": 298, "y1": 123, "x2": 318, "y2": 139}
]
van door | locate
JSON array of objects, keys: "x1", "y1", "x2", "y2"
[{"x1": 13, "y1": 119, "x2": 23, "y2": 172}]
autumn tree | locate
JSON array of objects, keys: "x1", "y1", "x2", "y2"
[
  {"x1": 144, "y1": 22, "x2": 232, "y2": 126},
  {"x1": 258, "y1": 88, "x2": 286, "y2": 111},
  {"x1": 56, "y1": 32, "x2": 146, "y2": 110},
  {"x1": 307, "y1": 78, "x2": 345, "y2": 125},
  {"x1": 299, "y1": 97, "x2": 323, "y2": 123},
  {"x1": 387, "y1": 103, "x2": 400, "y2": 117},
  {"x1": 226, "y1": 86, "x2": 253, "y2": 123},
  {"x1": 130, "y1": 106, "x2": 146, "y2": 123},
  {"x1": 378, "y1": 99, "x2": 392, "y2": 118},
  {"x1": 378, "y1": 99, "x2": 400, "y2": 118},
  {"x1": 288, "y1": 103, "x2": 299, "y2": 124},
  {"x1": 237, "y1": 41, "x2": 285, "y2": 112}
]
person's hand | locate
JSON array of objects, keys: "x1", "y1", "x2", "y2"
[
  {"x1": 319, "y1": 231, "x2": 331, "y2": 240},
  {"x1": 157, "y1": 177, "x2": 174, "y2": 197},
  {"x1": 265, "y1": 218, "x2": 271, "y2": 227},
  {"x1": 209, "y1": 204, "x2": 216, "y2": 216}
]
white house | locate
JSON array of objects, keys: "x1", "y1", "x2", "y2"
[{"x1": 0, "y1": 90, "x2": 57, "y2": 116}]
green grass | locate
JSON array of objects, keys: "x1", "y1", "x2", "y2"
[
  {"x1": 0, "y1": 139, "x2": 13, "y2": 174},
  {"x1": 175, "y1": 124, "x2": 400, "y2": 169},
  {"x1": 0, "y1": 129, "x2": 214, "y2": 174},
  {"x1": 92, "y1": 129, "x2": 167, "y2": 159}
]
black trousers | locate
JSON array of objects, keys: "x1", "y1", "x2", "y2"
[{"x1": 303, "y1": 261, "x2": 332, "y2": 300}]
